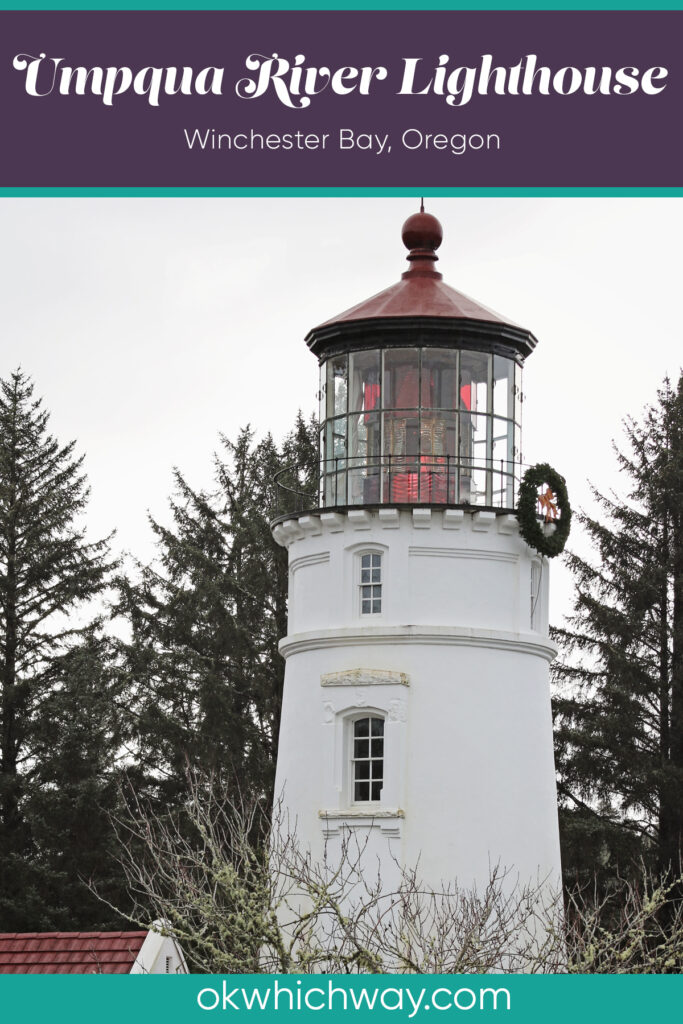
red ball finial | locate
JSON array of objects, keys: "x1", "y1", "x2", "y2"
[{"x1": 402, "y1": 201, "x2": 443, "y2": 254}]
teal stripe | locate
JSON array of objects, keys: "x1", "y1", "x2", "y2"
[
  {"x1": 1, "y1": 187, "x2": 682, "y2": 197},
  {"x1": 1, "y1": 2, "x2": 683, "y2": 11},
  {"x1": 1, "y1": 974, "x2": 683, "y2": 1024}
]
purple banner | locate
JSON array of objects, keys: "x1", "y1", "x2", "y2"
[{"x1": 1, "y1": 10, "x2": 681, "y2": 187}]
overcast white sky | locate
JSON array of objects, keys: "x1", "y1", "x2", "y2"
[{"x1": 1, "y1": 197, "x2": 681, "y2": 625}]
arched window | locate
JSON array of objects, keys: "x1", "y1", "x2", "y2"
[
  {"x1": 351, "y1": 715, "x2": 384, "y2": 803},
  {"x1": 359, "y1": 551, "x2": 382, "y2": 615}
]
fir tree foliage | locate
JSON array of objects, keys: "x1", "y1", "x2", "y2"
[
  {"x1": 25, "y1": 630, "x2": 131, "y2": 928},
  {"x1": 553, "y1": 374, "x2": 683, "y2": 880},
  {"x1": 0, "y1": 370, "x2": 121, "y2": 928},
  {"x1": 119, "y1": 413, "x2": 318, "y2": 810}
]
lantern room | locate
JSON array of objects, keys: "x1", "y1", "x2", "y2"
[{"x1": 306, "y1": 207, "x2": 537, "y2": 512}]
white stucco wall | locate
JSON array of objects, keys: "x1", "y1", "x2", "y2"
[
  {"x1": 130, "y1": 926, "x2": 188, "y2": 974},
  {"x1": 272, "y1": 507, "x2": 561, "y2": 898}
]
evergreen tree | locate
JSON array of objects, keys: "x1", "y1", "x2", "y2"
[
  {"x1": 0, "y1": 370, "x2": 117, "y2": 928},
  {"x1": 119, "y1": 413, "x2": 317, "y2": 811},
  {"x1": 24, "y1": 630, "x2": 131, "y2": 928},
  {"x1": 553, "y1": 374, "x2": 683, "y2": 881}
]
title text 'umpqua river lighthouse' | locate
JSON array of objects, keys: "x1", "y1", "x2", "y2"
[{"x1": 272, "y1": 207, "x2": 562, "y2": 899}]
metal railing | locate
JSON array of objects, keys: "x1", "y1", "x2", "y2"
[{"x1": 274, "y1": 454, "x2": 525, "y2": 517}]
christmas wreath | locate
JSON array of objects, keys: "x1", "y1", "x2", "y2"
[{"x1": 517, "y1": 463, "x2": 571, "y2": 558}]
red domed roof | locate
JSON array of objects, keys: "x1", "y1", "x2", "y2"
[
  {"x1": 314, "y1": 206, "x2": 521, "y2": 331},
  {"x1": 319, "y1": 273, "x2": 515, "y2": 328}
]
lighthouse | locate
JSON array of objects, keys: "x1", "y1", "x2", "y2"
[{"x1": 272, "y1": 207, "x2": 562, "y2": 909}]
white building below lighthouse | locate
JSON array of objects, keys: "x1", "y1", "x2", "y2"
[{"x1": 272, "y1": 207, "x2": 562, "y2": 905}]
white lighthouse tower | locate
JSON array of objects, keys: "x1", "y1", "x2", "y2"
[{"x1": 272, "y1": 207, "x2": 561, "y2": 912}]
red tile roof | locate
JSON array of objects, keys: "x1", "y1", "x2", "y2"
[{"x1": 0, "y1": 931, "x2": 148, "y2": 974}]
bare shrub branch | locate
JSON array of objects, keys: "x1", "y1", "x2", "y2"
[{"x1": 101, "y1": 772, "x2": 683, "y2": 974}]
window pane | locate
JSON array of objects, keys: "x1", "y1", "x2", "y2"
[
  {"x1": 459, "y1": 410, "x2": 490, "y2": 504},
  {"x1": 361, "y1": 560, "x2": 382, "y2": 616},
  {"x1": 383, "y1": 349, "x2": 419, "y2": 409},
  {"x1": 324, "y1": 472, "x2": 345, "y2": 507},
  {"x1": 420, "y1": 412, "x2": 457, "y2": 459},
  {"x1": 326, "y1": 354, "x2": 348, "y2": 418},
  {"x1": 460, "y1": 351, "x2": 490, "y2": 415},
  {"x1": 355, "y1": 781, "x2": 370, "y2": 802},
  {"x1": 325, "y1": 417, "x2": 347, "y2": 463},
  {"x1": 492, "y1": 419, "x2": 515, "y2": 508},
  {"x1": 319, "y1": 427, "x2": 326, "y2": 505},
  {"x1": 349, "y1": 410, "x2": 381, "y2": 464},
  {"x1": 319, "y1": 364, "x2": 326, "y2": 424},
  {"x1": 514, "y1": 424, "x2": 522, "y2": 463},
  {"x1": 492, "y1": 417, "x2": 514, "y2": 470},
  {"x1": 459, "y1": 412, "x2": 489, "y2": 468},
  {"x1": 421, "y1": 349, "x2": 459, "y2": 409},
  {"x1": 354, "y1": 716, "x2": 383, "y2": 803},
  {"x1": 349, "y1": 349, "x2": 381, "y2": 413},
  {"x1": 419, "y1": 411, "x2": 457, "y2": 502},
  {"x1": 493, "y1": 355, "x2": 515, "y2": 420},
  {"x1": 383, "y1": 412, "x2": 419, "y2": 501},
  {"x1": 355, "y1": 738, "x2": 369, "y2": 759},
  {"x1": 383, "y1": 413, "x2": 420, "y2": 459},
  {"x1": 348, "y1": 409, "x2": 381, "y2": 504}
]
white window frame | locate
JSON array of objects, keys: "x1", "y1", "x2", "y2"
[
  {"x1": 319, "y1": 675, "x2": 409, "y2": 832},
  {"x1": 349, "y1": 712, "x2": 385, "y2": 806},
  {"x1": 359, "y1": 550, "x2": 383, "y2": 616}
]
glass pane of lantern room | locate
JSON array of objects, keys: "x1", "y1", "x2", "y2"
[
  {"x1": 514, "y1": 423, "x2": 522, "y2": 463},
  {"x1": 349, "y1": 350, "x2": 381, "y2": 413},
  {"x1": 460, "y1": 351, "x2": 490, "y2": 415},
  {"x1": 459, "y1": 412, "x2": 489, "y2": 505},
  {"x1": 492, "y1": 416, "x2": 514, "y2": 469},
  {"x1": 493, "y1": 356, "x2": 515, "y2": 420},
  {"x1": 319, "y1": 426, "x2": 325, "y2": 504},
  {"x1": 419, "y1": 411, "x2": 457, "y2": 502},
  {"x1": 383, "y1": 412, "x2": 419, "y2": 502},
  {"x1": 325, "y1": 417, "x2": 347, "y2": 504},
  {"x1": 515, "y1": 363, "x2": 523, "y2": 424},
  {"x1": 325, "y1": 417, "x2": 347, "y2": 465},
  {"x1": 492, "y1": 417, "x2": 515, "y2": 507},
  {"x1": 326, "y1": 354, "x2": 348, "y2": 419},
  {"x1": 349, "y1": 410, "x2": 381, "y2": 505},
  {"x1": 319, "y1": 364, "x2": 326, "y2": 425},
  {"x1": 383, "y1": 349, "x2": 419, "y2": 409},
  {"x1": 421, "y1": 349, "x2": 459, "y2": 409}
]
